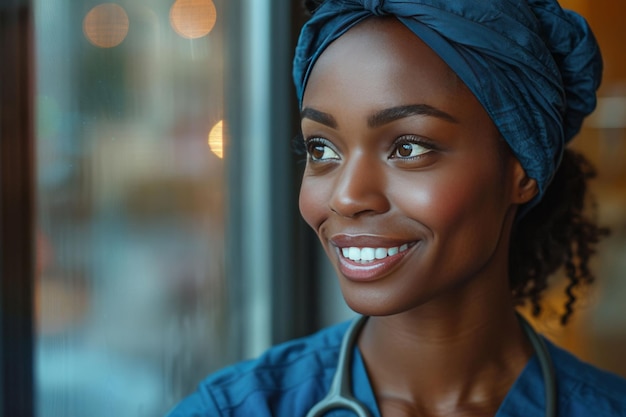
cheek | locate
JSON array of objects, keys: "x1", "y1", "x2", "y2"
[
  {"x1": 299, "y1": 175, "x2": 326, "y2": 231},
  {"x1": 391, "y1": 166, "x2": 506, "y2": 231}
]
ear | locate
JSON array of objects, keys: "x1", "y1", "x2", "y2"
[{"x1": 511, "y1": 160, "x2": 538, "y2": 205}]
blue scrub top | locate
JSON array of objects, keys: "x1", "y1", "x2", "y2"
[{"x1": 167, "y1": 320, "x2": 626, "y2": 416}]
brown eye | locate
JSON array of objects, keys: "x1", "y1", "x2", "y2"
[
  {"x1": 311, "y1": 144, "x2": 325, "y2": 160},
  {"x1": 397, "y1": 143, "x2": 413, "y2": 157},
  {"x1": 391, "y1": 140, "x2": 430, "y2": 159},
  {"x1": 306, "y1": 139, "x2": 339, "y2": 161}
]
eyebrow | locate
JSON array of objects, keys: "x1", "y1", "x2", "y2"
[
  {"x1": 300, "y1": 104, "x2": 458, "y2": 129},
  {"x1": 300, "y1": 108, "x2": 338, "y2": 128},
  {"x1": 368, "y1": 104, "x2": 458, "y2": 127}
]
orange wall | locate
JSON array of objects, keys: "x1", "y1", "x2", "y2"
[
  {"x1": 523, "y1": 1, "x2": 626, "y2": 378},
  {"x1": 587, "y1": 2, "x2": 626, "y2": 84}
]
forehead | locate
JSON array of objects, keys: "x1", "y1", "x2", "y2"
[{"x1": 302, "y1": 17, "x2": 468, "y2": 110}]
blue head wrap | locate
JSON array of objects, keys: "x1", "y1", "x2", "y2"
[{"x1": 293, "y1": 0, "x2": 602, "y2": 208}]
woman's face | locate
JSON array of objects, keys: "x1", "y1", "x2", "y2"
[{"x1": 299, "y1": 18, "x2": 525, "y2": 316}]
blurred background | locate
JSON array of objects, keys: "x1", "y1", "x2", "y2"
[{"x1": 0, "y1": 0, "x2": 624, "y2": 416}]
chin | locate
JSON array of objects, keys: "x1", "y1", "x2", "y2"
[{"x1": 341, "y1": 290, "x2": 413, "y2": 317}]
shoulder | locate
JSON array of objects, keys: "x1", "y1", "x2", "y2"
[
  {"x1": 547, "y1": 340, "x2": 626, "y2": 416},
  {"x1": 165, "y1": 320, "x2": 351, "y2": 417}
]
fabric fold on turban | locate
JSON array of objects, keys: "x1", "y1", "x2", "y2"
[{"x1": 293, "y1": 0, "x2": 602, "y2": 208}]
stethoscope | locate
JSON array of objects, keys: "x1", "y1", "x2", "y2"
[{"x1": 306, "y1": 314, "x2": 557, "y2": 417}]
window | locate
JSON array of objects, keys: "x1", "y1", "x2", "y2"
[
  {"x1": 2, "y1": 0, "x2": 315, "y2": 415},
  {"x1": 34, "y1": 1, "x2": 232, "y2": 415}
]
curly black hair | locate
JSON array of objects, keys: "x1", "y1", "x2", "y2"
[
  {"x1": 510, "y1": 149, "x2": 609, "y2": 325},
  {"x1": 298, "y1": 0, "x2": 609, "y2": 326}
]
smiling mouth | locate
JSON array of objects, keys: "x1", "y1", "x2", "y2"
[
  {"x1": 333, "y1": 240, "x2": 418, "y2": 281},
  {"x1": 341, "y1": 244, "x2": 410, "y2": 263}
]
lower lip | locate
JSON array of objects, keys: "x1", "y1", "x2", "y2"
[{"x1": 335, "y1": 244, "x2": 416, "y2": 282}]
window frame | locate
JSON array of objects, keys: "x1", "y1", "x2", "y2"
[
  {"x1": 225, "y1": 0, "x2": 320, "y2": 358},
  {"x1": 0, "y1": 0, "x2": 319, "y2": 414},
  {"x1": 0, "y1": 1, "x2": 35, "y2": 416}
]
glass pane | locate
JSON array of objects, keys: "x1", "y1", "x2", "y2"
[{"x1": 34, "y1": 1, "x2": 231, "y2": 415}]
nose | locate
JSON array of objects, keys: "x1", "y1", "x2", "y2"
[{"x1": 329, "y1": 153, "x2": 390, "y2": 218}]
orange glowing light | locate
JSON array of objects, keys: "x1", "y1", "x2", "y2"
[
  {"x1": 83, "y1": 3, "x2": 130, "y2": 48},
  {"x1": 208, "y1": 120, "x2": 225, "y2": 159},
  {"x1": 170, "y1": 0, "x2": 217, "y2": 39}
]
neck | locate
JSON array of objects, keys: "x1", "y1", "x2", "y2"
[{"x1": 358, "y1": 284, "x2": 533, "y2": 415}]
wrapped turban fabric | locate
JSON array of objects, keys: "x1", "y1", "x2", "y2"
[{"x1": 293, "y1": 0, "x2": 602, "y2": 210}]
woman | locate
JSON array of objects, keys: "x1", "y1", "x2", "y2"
[{"x1": 168, "y1": 1, "x2": 626, "y2": 416}]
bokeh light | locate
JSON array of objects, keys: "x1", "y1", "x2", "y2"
[
  {"x1": 83, "y1": 3, "x2": 130, "y2": 48},
  {"x1": 208, "y1": 120, "x2": 225, "y2": 159},
  {"x1": 170, "y1": 0, "x2": 217, "y2": 39}
]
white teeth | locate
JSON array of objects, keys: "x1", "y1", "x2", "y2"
[
  {"x1": 361, "y1": 247, "x2": 375, "y2": 261},
  {"x1": 341, "y1": 244, "x2": 410, "y2": 262},
  {"x1": 348, "y1": 247, "x2": 360, "y2": 261}
]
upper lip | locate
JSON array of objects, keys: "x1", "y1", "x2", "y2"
[{"x1": 329, "y1": 234, "x2": 417, "y2": 248}]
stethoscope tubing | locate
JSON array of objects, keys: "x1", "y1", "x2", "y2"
[
  {"x1": 306, "y1": 314, "x2": 557, "y2": 417},
  {"x1": 305, "y1": 316, "x2": 372, "y2": 417},
  {"x1": 517, "y1": 314, "x2": 557, "y2": 417}
]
